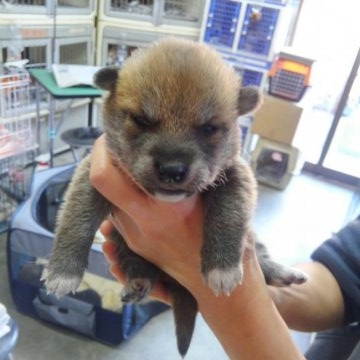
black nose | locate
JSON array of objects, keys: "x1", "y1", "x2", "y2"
[{"x1": 156, "y1": 162, "x2": 189, "y2": 184}]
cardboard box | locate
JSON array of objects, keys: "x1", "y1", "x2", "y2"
[{"x1": 251, "y1": 95, "x2": 303, "y2": 145}]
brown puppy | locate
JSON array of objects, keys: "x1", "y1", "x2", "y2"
[{"x1": 42, "y1": 38, "x2": 307, "y2": 357}]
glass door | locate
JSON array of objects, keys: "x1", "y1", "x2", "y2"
[
  {"x1": 291, "y1": 0, "x2": 360, "y2": 184},
  {"x1": 320, "y1": 49, "x2": 360, "y2": 179}
]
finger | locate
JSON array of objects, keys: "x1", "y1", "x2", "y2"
[
  {"x1": 102, "y1": 240, "x2": 118, "y2": 265},
  {"x1": 149, "y1": 283, "x2": 172, "y2": 306},
  {"x1": 109, "y1": 263, "x2": 127, "y2": 283},
  {"x1": 99, "y1": 219, "x2": 114, "y2": 239}
]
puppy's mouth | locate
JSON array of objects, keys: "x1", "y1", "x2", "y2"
[{"x1": 153, "y1": 188, "x2": 190, "y2": 203}]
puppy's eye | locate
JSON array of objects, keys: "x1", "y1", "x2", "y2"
[
  {"x1": 201, "y1": 123, "x2": 218, "y2": 136},
  {"x1": 131, "y1": 114, "x2": 150, "y2": 127}
]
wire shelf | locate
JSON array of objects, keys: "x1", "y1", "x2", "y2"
[
  {"x1": 0, "y1": 72, "x2": 37, "y2": 158},
  {"x1": 0, "y1": 71, "x2": 38, "y2": 223}
]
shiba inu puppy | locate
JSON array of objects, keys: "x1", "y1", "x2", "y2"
[{"x1": 42, "y1": 38, "x2": 307, "y2": 357}]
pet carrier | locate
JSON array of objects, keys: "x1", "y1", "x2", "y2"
[
  {"x1": 268, "y1": 50, "x2": 315, "y2": 101},
  {"x1": 7, "y1": 163, "x2": 168, "y2": 345},
  {"x1": 251, "y1": 138, "x2": 302, "y2": 190}
]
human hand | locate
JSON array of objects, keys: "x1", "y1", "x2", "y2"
[{"x1": 90, "y1": 136, "x2": 306, "y2": 359}]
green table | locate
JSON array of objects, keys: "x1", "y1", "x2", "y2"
[{"x1": 29, "y1": 68, "x2": 103, "y2": 166}]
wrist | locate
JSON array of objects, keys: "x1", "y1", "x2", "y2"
[{"x1": 186, "y1": 258, "x2": 305, "y2": 360}]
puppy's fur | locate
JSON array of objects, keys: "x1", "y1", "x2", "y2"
[{"x1": 42, "y1": 38, "x2": 307, "y2": 357}]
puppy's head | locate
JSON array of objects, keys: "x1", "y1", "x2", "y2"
[{"x1": 94, "y1": 38, "x2": 261, "y2": 202}]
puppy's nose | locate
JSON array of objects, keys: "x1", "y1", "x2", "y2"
[{"x1": 156, "y1": 162, "x2": 189, "y2": 184}]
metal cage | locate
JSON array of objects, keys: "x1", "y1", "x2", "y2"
[{"x1": 0, "y1": 71, "x2": 38, "y2": 229}]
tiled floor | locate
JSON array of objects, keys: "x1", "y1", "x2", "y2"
[{"x1": 0, "y1": 164, "x2": 358, "y2": 360}]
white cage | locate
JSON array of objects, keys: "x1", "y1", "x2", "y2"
[
  {"x1": 0, "y1": 22, "x2": 94, "y2": 67},
  {"x1": 98, "y1": 0, "x2": 205, "y2": 29},
  {"x1": 96, "y1": 20, "x2": 200, "y2": 66},
  {"x1": 0, "y1": 0, "x2": 96, "y2": 16},
  {"x1": 0, "y1": 21, "x2": 95, "y2": 154},
  {"x1": 94, "y1": 20, "x2": 200, "y2": 127}
]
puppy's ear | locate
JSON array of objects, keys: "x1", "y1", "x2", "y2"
[
  {"x1": 238, "y1": 86, "x2": 262, "y2": 116},
  {"x1": 93, "y1": 66, "x2": 120, "y2": 91}
]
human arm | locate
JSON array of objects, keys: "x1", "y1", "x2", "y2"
[
  {"x1": 269, "y1": 261, "x2": 345, "y2": 332},
  {"x1": 90, "y1": 136, "x2": 305, "y2": 360},
  {"x1": 271, "y1": 216, "x2": 360, "y2": 332}
]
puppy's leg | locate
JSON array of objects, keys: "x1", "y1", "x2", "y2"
[
  {"x1": 42, "y1": 155, "x2": 112, "y2": 298},
  {"x1": 168, "y1": 282, "x2": 198, "y2": 357},
  {"x1": 111, "y1": 230, "x2": 197, "y2": 356},
  {"x1": 201, "y1": 161, "x2": 256, "y2": 295},
  {"x1": 110, "y1": 229, "x2": 161, "y2": 302},
  {"x1": 255, "y1": 241, "x2": 308, "y2": 287}
]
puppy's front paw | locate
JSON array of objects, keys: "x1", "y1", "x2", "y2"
[
  {"x1": 267, "y1": 267, "x2": 308, "y2": 287},
  {"x1": 41, "y1": 267, "x2": 82, "y2": 298},
  {"x1": 204, "y1": 265, "x2": 244, "y2": 296},
  {"x1": 121, "y1": 278, "x2": 152, "y2": 303}
]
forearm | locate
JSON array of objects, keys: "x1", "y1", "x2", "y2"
[
  {"x1": 270, "y1": 262, "x2": 345, "y2": 332},
  {"x1": 188, "y1": 258, "x2": 305, "y2": 360}
]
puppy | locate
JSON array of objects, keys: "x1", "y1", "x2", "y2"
[{"x1": 42, "y1": 38, "x2": 307, "y2": 357}]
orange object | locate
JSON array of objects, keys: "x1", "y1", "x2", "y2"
[{"x1": 268, "y1": 52, "x2": 315, "y2": 101}]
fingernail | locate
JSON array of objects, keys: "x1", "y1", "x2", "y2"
[{"x1": 108, "y1": 211, "x2": 124, "y2": 234}]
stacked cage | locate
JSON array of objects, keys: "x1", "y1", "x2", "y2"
[
  {"x1": 94, "y1": 0, "x2": 206, "y2": 125},
  {"x1": 96, "y1": 0, "x2": 206, "y2": 67},
  {"x1": 200, "y1": 0, "x2": 294, "y2": 153},
  {"x1": 201, "y1": 0, "x2": 292, "y2": 89},
  {"x1": 0, "y1": 0, "x2": 97, "y2": 154},
  {"x1": 0, "y1": 71, "x2": 37, "y2": 231}
]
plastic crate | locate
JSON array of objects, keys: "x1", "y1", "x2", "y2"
[
  {"x1": 268, "y1": 69, "x2": 307, "y2": 101},
  {"x1": 163, "y1": 0, "x2": 203, "y2": 23},
  {"x1": 233, "y1": 66, "x2": 266, "y2": 87},
  {"x1": 109, "y1": 0, "x2": 154, "y2": 16},
  {"x1": 238, "y1": 4, "x2": 280, "y2": 56},
  {"x1": 268, "y1": 53, "x2": 314, "y2": 101},
  {"x1": 204, "y1": 0, "x2": 242, "y2": 48}
]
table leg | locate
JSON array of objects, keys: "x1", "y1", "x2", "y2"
[
  {"x1": 88, "y1": 99, "x2": 93, "y2": 127},
  {"x1": 35, "y1": 82, "x2": 41, "y2": 155},
  {"x1": 48, "y1": 96, "x2": 56, "y2": 167}
]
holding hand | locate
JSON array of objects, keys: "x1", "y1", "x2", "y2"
[{"x1": 90, "y1": 136, "x2": 305, "y2": 360}]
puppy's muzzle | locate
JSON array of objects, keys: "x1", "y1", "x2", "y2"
[{"x1": 155, "y1": 161, "x2": 189, "y2": 184}]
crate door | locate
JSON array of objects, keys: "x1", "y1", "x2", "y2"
[
  {"x1": 56, "y1": 0, "x2": 95, "y2": 15},
  {"x1": 103, "y1": 0, "x2": 158, "y2": 23},
  {"x1": 237, "y1": 4, "x2": 280, "y2": 59},
  {"x1": 55, "y1": 37, "x2": 93, "y2": 65},
  {"x1": 99, "y1": 26, "x2": 163, "y2": 66},
  {"x1": 0, "y1": 0, "x2": 47, "y2": 14},
  {"x1": 0, "y1": 37, "x2": 51, "y2": 68},
  {"x1": 159, "y1": 0, "x2": 205, "y2": 28},
  {"x1": 203, "y1": 0, "x2": 242, "y2": 50}
]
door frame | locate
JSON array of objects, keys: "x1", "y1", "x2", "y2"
[{"x1": 303, "y1": 47, "x2": 360, "y2": 186}]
